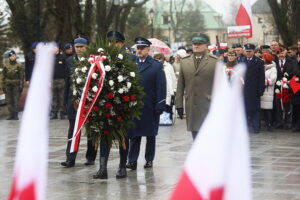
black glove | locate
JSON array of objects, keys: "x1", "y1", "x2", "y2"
[
  {"x1": 177, "y1": 108, "x2": 184, "y2": 119},
  {"x1": 156, "y1": 109, "x2": 163, "y2": 115}
]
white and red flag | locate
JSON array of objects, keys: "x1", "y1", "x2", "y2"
[
  {"x1": 169, "y1": 62, "x2": 252, "y2": 200},
  {"x1": 8, "y1": 43, "x2": 55, "y2": 200},
  {"x1": 236, "y1": 0, "x2": 253, "y2": 38}
]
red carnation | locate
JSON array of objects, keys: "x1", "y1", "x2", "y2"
[
  {"x1": 73, "y1": 102, "x2": 79, "y2": 108},
  {"x1": 105, "y1": 113, "x2": 111, "y2": 118},
  {"x1": 107, "y1": 93, "x2": 114, "y2": 99},
  {"x1": 103, "y1": 130, "x2": 109, "y2": 135},
  {"x1": 85, "y1": 119, "x2": 89, "y2": 123},
  {"x1": 123, "y1": 96, "x2": 130, "y2": 102},
  {"x1": 130, "y1": 95, "x2": 137, "y2": 101},
  {"x1": 117, "y1": 116, "x2": 123, "y2": 121},
  {"x1": 105, "y1": 103, "x2": 112, "y2": 109},
  {"x1": 93, "y1": 106, "x2": 99, "y2": 112}
]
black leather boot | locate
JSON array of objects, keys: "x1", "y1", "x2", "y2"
[
  {"x1": 116, "y1": 155, "x2": 127, "y2": 179},
  {"x1": 93, "y1": 157, "x2": 108, "y2": 179},
  {"x1": 13, "y1": 112, "x2": 19, "y2": 120},
  {"x1": 6, "y1": 112, "x2": 14, "y2": 120},
  {"x1": 60, "y1": 111, "x2": 65, "y2": 120}
]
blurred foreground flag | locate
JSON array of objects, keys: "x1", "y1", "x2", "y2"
[
  {"x1": 236, "y1": 0, "x2": 253, "y2": 38},
  {"x1": 169, "y1": 62, "x2": 252, "y2": 200},
  {"x1": 8, "y1": 44, "x2": 55, "y2": 200}
]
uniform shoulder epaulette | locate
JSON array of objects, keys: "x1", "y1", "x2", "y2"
[{"x1": 208, "y1": 54, "x2": 218, "y2": 59}]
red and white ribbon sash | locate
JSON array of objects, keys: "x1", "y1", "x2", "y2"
[{"x1": 70, "y1": 56, "x2": 106, "y2": 153}]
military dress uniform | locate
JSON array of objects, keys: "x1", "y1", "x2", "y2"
[
  {"x1": 126, "y1": 37, "x2": 166, "y2": 170},
  {"x1": 2, "y1": 51, "x2": 24, "y2": 120},
  {"x1": 51, "y1": 50, "x2": 66, "y2": 119},
  {"x1": 61, "y1": 37, "x2": 97, "y2": 168},
  {"x1": 176, "y1": 36, "x2": 217, "y2": 140}
]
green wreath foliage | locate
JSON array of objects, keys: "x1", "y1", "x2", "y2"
[{"x1": 71, "y1": 40, "x2": 144, "y2": 147}]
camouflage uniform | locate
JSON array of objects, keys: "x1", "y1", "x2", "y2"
[{"x1": 2, "y1": 60, "x2": 24, "y2": 119}]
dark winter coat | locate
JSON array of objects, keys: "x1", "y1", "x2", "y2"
[
  {"x1": 53, "y1": 51, "x2": 66, "y2": 79},
  {"x1": 276, "y1": 57, "x2": 298, "y2": 81},
  {"x1": 129, "y1": 55, "x2": 167, "y2": 137},
  {"x1": 244, "y1": 56, "x2": 266, "y2": 112},
  {"x1": 25, "y1": 51, "x2": 35, "y2": 81}
]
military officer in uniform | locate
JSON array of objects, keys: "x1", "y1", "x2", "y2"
[
  {"x1": 126, "y1": 37, "x2": 166, "y2": 170},
  {"x1": 232, "y1": 43, "x2": 246, "y2": 63},
  {"x1": 176, "y1": 35, "x2": 217, "y2": 140},
  {"x1": 2, "y1": 50, "x2": 24, "y2": 120},
  {"x1": 93, "y1": 31, "x2": 130, "y2": 179},
  {"x1": 63, "y1": 43, "x2": 73, "y2": 58},
  {"x1": 50, "y1": 44, "x2": 66, "y2": 120},
  {"x1": 61, "y1": 37, "x2": 97, "y2": 167},
  {"x1": 243, "y1": 43, "x2": 265, "y2": 133}
]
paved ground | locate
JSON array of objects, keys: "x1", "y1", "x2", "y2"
[{"x1": 1, "y1": 117, "x2": 300, "y2": 199}]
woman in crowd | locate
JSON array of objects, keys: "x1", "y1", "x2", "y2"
[{"x1": 260, "y1": 53, "x2": 277, "y2": 131}]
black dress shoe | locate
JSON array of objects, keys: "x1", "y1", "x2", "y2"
[
  {"x1": 116, "y1": 167, "x2": 127, "y2": 179},
  {"x1": 84, "y1": 160, "x2": 95, "y2": 165},
  {"x1": 61, "y1": 161, "x2": 75, "y2": 168},
  {"x1": 144, "y1": 161, "x2": 153, "y2": 168},
  {"x1": 126, "y1": 162, "x2": 137, "y2": 170}
]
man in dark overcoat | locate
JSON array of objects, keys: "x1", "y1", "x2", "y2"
[
  {"x1": 243, "y1": 43, "x2": 265, "y2": 133},
  {"x1": 126, "y1": 37, "x2": 166, "y2": 170},
  {"x1": 60, "y1": 37, "x2": 97, "y2": 167}
]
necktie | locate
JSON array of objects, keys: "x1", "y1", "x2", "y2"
[{"x1": 280, "y1": 60, "x2": 284, "y2": 72}]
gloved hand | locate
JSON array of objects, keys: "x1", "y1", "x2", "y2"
[
  {"x1": 156, "y1": 109, "x2": 163, "y2": 115},
  {"x1": 177, "y1": 108, "x2": 184, "y2": 119}
]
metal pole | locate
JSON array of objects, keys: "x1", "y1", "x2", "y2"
[{"x1": 151, "y1": 19, "x2": 154, "y2": 38}]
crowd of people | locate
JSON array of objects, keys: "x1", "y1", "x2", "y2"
[{"x1": 1, "y1": 31, "x2": 300, "y2": 179}]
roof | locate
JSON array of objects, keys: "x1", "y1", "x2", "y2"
[{"x1": 252, "y1": 0, "x2": 271, "y2": 14}]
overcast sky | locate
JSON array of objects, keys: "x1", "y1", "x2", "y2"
[{"x1": 203, "y1": 0, "x2": 258, "y2": 14}]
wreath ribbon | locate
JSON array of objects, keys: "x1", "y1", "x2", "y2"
[{"x1": 70, "y1": 56, "x2": 106, "y2": 153}]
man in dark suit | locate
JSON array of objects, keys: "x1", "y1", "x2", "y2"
[
  {"x1": 61, "y1": 37, "x2": 97, "y2": 168},
  {"x1": 243, "y1": 43, "x2": 265, "y2": 133},
  {"x1": 126, "y1": 37, "x2": 166, "y2": 170},
  {"x1": 25, "y1": 42, "x2": 38, "y2": 84}
]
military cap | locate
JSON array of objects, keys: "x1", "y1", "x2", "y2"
[
  {"x1": 276, "y1": 47, "x2": 286, "y2": 53},
  {"x1": 261, "y1": 45, "x2": 270, "y2": 49},
  {"x1": 74, "y1": 37, "x2": 88, "y2": 47},
  {"x1": 64, "y1": 43, "x2": 72, "y2": 49},
  {"x1": 227, "y1": 51, "x2": 237, "y2": 56},
  {"x1": 8, "y1": 50, "x2": 16, "y2": 57},
  {"x1": 232, "y1": 43, "x2": 242, "y2": 48},
  {"x1": 192, "y1": 36, "x2": 208, "y2": 44},
  {"x1": 31, "y1": 42, "x2": 38, "y2": 49},
  {"x1": 134, "y1": 37, "x2": 152, "y2": 47},
  {"x1": 244, "y1": 43, "x2": 256, "y2": 51},
  {"x1": 107, "y1": 31, "x2": 125, "y2": 42}
]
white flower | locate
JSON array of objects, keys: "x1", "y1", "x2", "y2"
[
  {"x1": 127, "y1": 82, "x2": 132, "y2": 89},
  {"x1": 117, "y1": 75, "x2": 124, "y2": 82},
  {"x1": 296, "y1": 78, "x2": 299, "y2": 82},
  {"x1": 73, "y1": 90, "x2": 77, "y2": 95},
  {"x1": 88, "y1": 57, "x2": 94, "y2": 63},
  {"x1": 118, "y1": 54, "x2": 124, "y2": 60},
  {"x1": 92, "y1": 73, "x2": 98, "y2": 79},
  {"x1": 97, "y1": 48, "x2": 104, "y2": 52},
  {"x1": 81, "y1": 66, "x2": 87, "y2": 73},
  {"x1": 80, "y1": 57, "x2": 86, "y2": 61},
  {"x1": 283, "y1": 77, "x2": 288, "y2": 82},
  {"x1": 105, "y1": 65, "x2": 111, "y2": 71},
  {"x1": 92, "y1": 86, "x2": 98, "y2": 92},
  {"x1": 284, "y1": 72, "x2": 289, "y2": 77},
  {"x1": 118, "y1": 88, "x2": 124, "y2": 94},
  {"x1": 283, "y1": 83, "x2": 289, "y2": 89},
  {"x1": 123, "y1": 87, "x2": 129, "y2": 93},
  {"x1": 276, "y1": 81, "x2": 282, "y2": 86},
  {"x1": 275, "y1": 89, "x2": 280, "y2": 93},
  {"x1": 109, "y1": 80, "x2": 114, "y2": 86},
  {"x1": 76, "y1": 78, "x2": 82, "y2": 84},
  {"x1": 130, "y1": 72, "x2": 135, "y2": 77}
]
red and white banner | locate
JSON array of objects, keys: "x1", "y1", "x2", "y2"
[
  {"x1": 8, "y1": 44, "x2": 55, "y2": 200},
  {"x1": 70, "y1": 56, "x2": 106, "y2": 153},
  {"x1": 235, "y1": 0, "x2": 253, "y2": 38},
  {"x1": 219, "y1": 43, "x2": 228, "y2": 49},
  {"x1": 228, "y1": 25, "x2": 251, "y2": 38},
  {"x1": 170, "y1": 62, "x2": 252, "y2": 200}
]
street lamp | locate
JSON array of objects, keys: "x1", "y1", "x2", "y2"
[{"x1": 149, "y1": 9, "x2": 154, "y2": 38}]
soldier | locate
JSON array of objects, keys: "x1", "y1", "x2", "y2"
[
  {"x1": 93, "y1": 30, "x2": 130, "y2": 179},
  {"x1": 50, "y1": 44, "x2": 66, "y2": 120},
  {"x1": 176, "y1": 35, "x2": 217, "y2": 140},
  {"x1": 2, "y1": 50, "x2": 24, "y2": 120},
  {"x1": 232, "y1": 43, "x2": 246, "y2": 63},
  {"x1": 243, "y1": 43, "x2": 265, "y2": 133},
  {"x1": 25, "y1": 42, "x2": 37, "y2": 84},
  {"x1": 63, "y1": 43, "x2": 73, "y2": 58},
  {"x1": 61, "y1": 37, "x2": 97, "y2": 168},
  {"x1": 126, "y1": 37, "x2": 166, "y2": 170}
]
